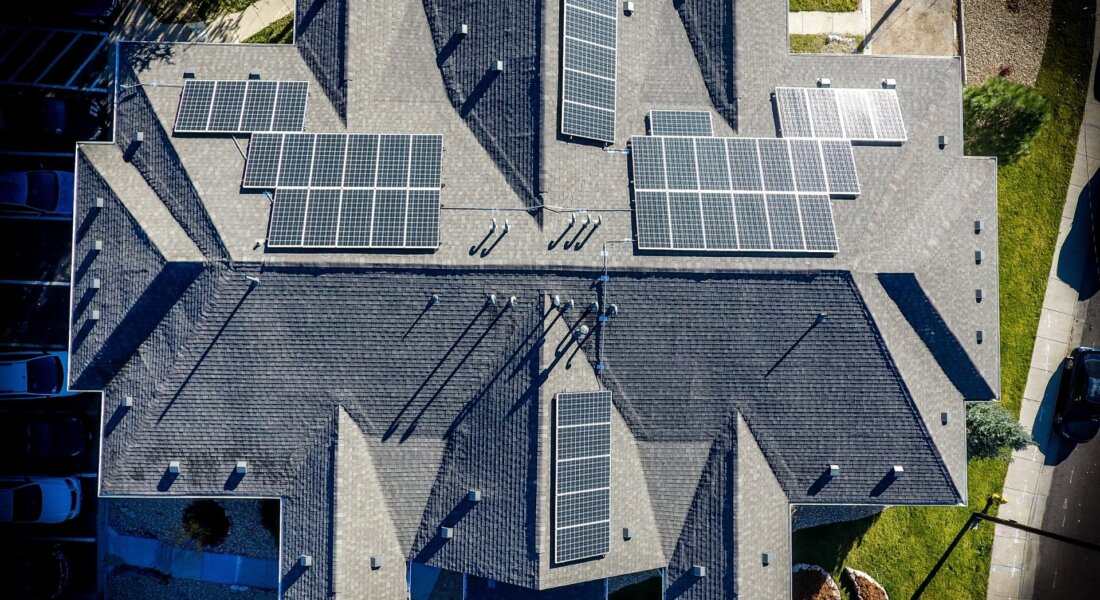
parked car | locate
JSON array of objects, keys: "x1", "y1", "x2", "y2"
[
  {"x1": 0, "y1": 543, "x2": 70, "y2": 598},
  {"x1": 1056, "y1": 347, "x2": 1100, "y2": 443},
  {"x1": 0, "y1": 476, "x2": 82, "y2": 523},
  {"x1": 12, "y1": 0, "x2": 121, "y2": 23},
  {"x1": 0, "y1": 416, "x2": 93, "y2": 471},
  {"x1": 0, "y1": 171, "x2": 74, "y2": 215},
  {"x1": 0, "y1": 352, "x2": 74, "y2": 399},
  {"x1": 0, "y1": 97, "x2": 106, "y2": 148}
]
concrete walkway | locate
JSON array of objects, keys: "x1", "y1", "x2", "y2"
[
  {"x1": 985, "y1": 21, "x2": 1100, "y2": 600},
  {"x1": 788, "y1": 0, "x2": 871, "y2": 36},
  {"x1": 105, "y1": 527, "x2": 279, "y2": 589},
  {"x1": 113, "y1": 0, "x2": 292, "y2": 44}
]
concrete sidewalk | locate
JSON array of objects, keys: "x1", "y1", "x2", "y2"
[
  {"x1": 985, "y1": 21, "x2": 1100, "y2": 600},
  {"x1": 788, "y1": 0, "x2": 870, "y2": 36},
  {"x1": 113, "y1": 0, "x2": 292, "y2": 44},
  {"x1": 106, "y1": 526, "x2": 279, "y2": 589}
]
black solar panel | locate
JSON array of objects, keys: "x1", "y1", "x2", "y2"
[
  {"x1": 560, "y1": 0, "x2": 618, "y2": 143},
  {"x1": 648, "y1": 110, "x2": 714, "y2": 137},
  {"x1": 555, "y1": 391, "x2": 612, "y2": 564},
  {"x1": 173, "y1": 79, "x2": 309, "y2": 133}
]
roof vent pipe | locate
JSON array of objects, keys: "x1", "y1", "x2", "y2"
[
  {"x1": 91, "y1": 278, "x2": 101, "y2": 289},
  {"x1": 429, "y1": 294, "x2": 440, "y2": 306},
  {"x1": 589, "y1": 301, "x2": 600, "y2": 313},
  {"x1": 817, "y1": 78, "x2": 831, "y2": 88},
  {"x1": 829, "y1": 464, "x2": 840, "y2": 477},
  {"x1": 976, "y1": 330, "x2": 985, "y2": 344},
  {"x1": 606, "y1": 304, "x2": 618, "y2": 317},
  {"x1": 183, "y1": 71, "x2": 195, "y2": 79},
  {"x1": 975, "y1": 289, "x2": 984, "y2": 303},
  {"x1": 975, "y1": 250, "x2": 984, "y2": 264},
  {"x1": 94, "y1": 240, "x2": 103, "y2": 251},
  {"x1": 691, "y1": 566, "x2": 707, "y2": 577},
  {"x1": 508, "y1": 296, "x2": 518, "y2": 308},
  {"x1": 122, "y1": 395, "x2": 134, "y2": 408},
  {"x1": 456, "y1": 23, "x2": 468, "y2": 36},
  {"x1": 552, "y1": 294, "x2": 561, "y2": 308},
  {"x1": 573, "y1": 325, "x2": 590, "y2": 340},
  {"x1": 503, "y1": 219, "x2": 510, "y2": 234},
  {"x1": 563, "y1": 299, "x2": 574, "y2": 311},
  {"x1": 168, "y1": 461, "x2": 180, "y2": 474},
  {"x1": 492, "y1": 60, "x2": 504, "y2": 73},
  {"x1": 974, "y1": 220, "x2": 983, "y2": 234},
  {"x1": 236, "y1": 460, "x2": 248, "y2": 474},
  {"x1": 440, "y1": 527, "x2": 455, "y2": 539},
  {"x1": 95, "y1": 197, "x2": 105, "y2": 208},
  {"x1": 248, "y1": 71, "x2": 261, "y2": 80},
  {"x1": 486, "y1": 294, "x2": 497, "y2": 306},
  {"x1": 893, "y1": 465, "x2": 905, "y2": 478},
  {"x1": 490, "y1": 218, "x2": 497, "y2": 233},
  {"x1": 299, "y1": 555, "x2": 312, "y2": 567},
  {"x1": 883, "y1": 78, "x2": 897, "y2": 89},
  {"x1": 371, "y1": 556, "x2": 384, "y2": 569},
  {"x1": 135, "y1": 131, "x2": 144, "y2": 143},
  {"x1": 938, "y1": 135, "x2": 948, "y2": 149},
  {"x1": 90, "y1": 309, "x2": 101, "y2": 321},
  {"x1": 467, "y1": 489, "x2": 482, "y2": 502}
]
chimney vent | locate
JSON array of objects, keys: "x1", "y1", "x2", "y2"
[
  {"x1": 941, "y1": 411, "x2": 949, "y2": 425},
  {"x1": 691, "y1": 565, "x2": 707, "y2": 577},
  {"x1": 91, "y1": 278, "x2": 101, "y2": 289},
  {"x1": 623, "y1": 2, "x2": 635, "y2": 15},
  {"x1": 623, "y1": 527, "x2": 633, "y2": 540},
  {"x1": 467, "y1": 489, "x2": 482, "y2": 502},
  {"x1": 883, "y1": 78, "x2": 897, "y2": 89},
  {"x1": 508, "y1": 295, "x2": 518, "y2": 308},
  {"x1": 974, "y1": 220, "x2": 983, "y2": 234},
  {"x1": 94, "y1": 240, "x2": 103, "y2": 251},
  {"x1": 90, "y1": 309, "x2": 101, "y2": 321},
  {"x1": 236, "y1": 460, "x2": 248, "y2": 474},
  {"x1": 552, "y1": 294, "x2": 561, "y2": 308},
  {"x1": 371, "y1": 555, "x2": 384, "y2": 569},
  {"x1": 492, "y1": 60, "x2": 504, "y2": 73},
  {"x1": 168, "y1": 460, "x2": 180, "y2": 474},
  {"x1": 299, "y1": 554, "x2": 312, "y2": 567},
  {"x1": 95, "y1": 197, "x2": 105, "y2": 208},
  {"x1": 123, "y1": 395, "x2": 134, "y2": 408},
  {"x1": 456, "y1": 23, "x2": 468, "y2": 36},
  {"x1": 977, "y1": 329, "x2": 985, "y2": 344},
  {"x1": 829, "y1": 464, "x2": 840, "y2": 477},
  {"x1": 248, "y1": 71, "x2": 261, "y2": 80},
  {"x1": 893, "y1": 465, "x2": 905, "y2": 478},
  {"x1": 135, "y1": 131, "x2": 145, "y2": 143},
  {"x1": 183, "y1": 71, "x2": 195, "y2": 79},
  {"x1": 440, "y1": 526, "x2": 454, "y2": 539},
  {"x1": 975, "y1": 289, "x2": 984, "y2": 303},
  {"x1": 486, "y1": 294, "x2": 497, "y2": 306},
  {"x1": 975, "y1": 250, "x2": 984, "y2": 264},
  {"x1": 762, "y1": 553, "x2": 771, "y2": 566},
  {"x1": 817, "y1": 78, "x2": 831, "y2": 88}
]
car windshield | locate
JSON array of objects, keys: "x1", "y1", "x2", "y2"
[
  {"x1": 26, "y1": 356, "x2": 61, "y2": 395},
  {"x1": 13, "y1": 485, "x2": 42, "y2": 522},
  {"x1": 25, "y1": 172, "x2": 58, "y2": 211}
]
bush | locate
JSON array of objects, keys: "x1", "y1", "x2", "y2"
[
  {"x1": 963, "y1": 77, "x2": 1051, "y2": 163},
  {"x1": 966, "y1": 403, "x2": 1031, "y2": 459},
  {"x1": 182, "y1": 500, "x2": 230, "y2": 548}
]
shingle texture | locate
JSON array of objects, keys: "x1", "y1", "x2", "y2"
[
  {"x1": 296, "y1": 0, "x2": 347, "y2": 121},
  {"x1": 674, "y1": 0, "x2": 737, "y2": 129},
  {"x1": 421, "y1": 0, "x2": 542, "y2": 210}
]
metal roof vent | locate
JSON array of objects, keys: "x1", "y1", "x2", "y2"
[
  {"x1": 90, "y1": 309, "x2": 101, "y2": 321},
  {"x1": 122, "y1": 395, "x2": 133, "y2": 408},
  {"x1": 429, "y1": 293, "x2": 440, "y2": 305},
  {"x1": 371, "y1": 555, "x2": 384, "y2": 569},
  {"x1": 977, "y1": 330, "x2": 985, "y2": 344},
  {"x1": 974, "y1": 220, "x2": 983, "y2": 234},
  {"x1": 762, "y1": 553, "x2": 771, "y2": 566},
  {"x1": 492, "y1": 60, "x2": 504, "y2": 73},
  {"x1": 975, "y1": 250, "x2": 984, "y2": 264},
  {"x1": 893, "y1": 465, "x2": 905, "y2": 478},
  {"x1": 486, "y1": 294, "x2": 497, "y2": 306},
  {"x1": 94, "y1": 196, "x2": 105, "y2": 208},
  {"x1": 467, "y1": 489, "x2": 482, "y2": 502},
  {"x1": 883, "y1": 78, "x2": 897, "y2": 89},
  {"x1": 817, "y1": 78, "x2": 831, "y2": 88},
  {"x1": 828, "y1": 464, "x2": 840, "y2": 478},
  {"x1": 938, "y1": 135, "x2": 948, "y2": 149},
  {"x1": 235, "y1": 460, "x2": 248, "y2": 474},
  {"x1": 563, "y1": 298, "x2": 574, "y2": 311},
  {"x1": 93, "y1": 240, "x2": 103, "y2": 251},
  {"x1": 248, "y1": 71, "x2": 261, "y2": 80},
  {"x1": 299, "y1": 554, "x2": 312, "y2": 567},
  {"x1": 135, "y1": 131, "x2": 144, "y2": 143},
  {"x1": 168, "y1": 460, "x2": 180, "y2": 474},
  {"x1": 691, "y1": 565, "x2": 707, "y2": 577},
  {"x1": 941, "y1": 411, "x2": 949, "y2": 425},
  {"x1": 606, "y1": 304, "x2": 618, "y2": 317},
  {"x1": 509, "y1": 295, "x2": 518, "y2": 308},
  {"x1": 573, "y1": 325, "x2": 590, "y2": 340},
  {"x1": 456, "y1": 23, "x2": 468, "y2": 36},
  {"x1": 183, "y1": 71, "x2": 195, "y2": 79},
  {"x1": 552, "y1": 294, "x2": 561, "y2": 308},
  {"x1": 623, "y1": 527, "x2": 633, "y2": 540},
  {"x1": 588, "y1": 300, "x2": 600, "y2": 313},
  {"x1": 440, "y1": 526, "x2": 454, "y2": 539},
  {"x1": 623, "y1": 1, "x2": 634, "y2": 15},
  {"x1": 975, "y1": 289, "x2": 984, "y2": 303},
  {"x1": 91, "y1": 278, "x2": 101, "y2": 289}
]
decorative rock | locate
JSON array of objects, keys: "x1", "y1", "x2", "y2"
[
  {"x1": 844, "y1": 567, "x2": 889, "y2": 600},
  {"x1": 792, "y1": 564, "x2": 841, "y2": 600}
]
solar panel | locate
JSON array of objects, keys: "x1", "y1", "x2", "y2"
[
  {"x1": 173, "y1": 79, "x2": 309, "y2": 133},
  {"x1": 775, "y1": 87, "x2": 907, "y2": 142},
  {"x1": 629, "y1": 135, "x2": 843, "y2": 253},
  {"x1": 555, "y1": 391, "x2": 612, "y2": 564},
  {"x1": 560, "y1": 0, "x2": 618, "y2": 143},
  {"x1": 244, "y1": 133, "x2": 444, "y2": 249},
  {"x1": 648, "y1": 110, "x2": 714, "y2": 137}
]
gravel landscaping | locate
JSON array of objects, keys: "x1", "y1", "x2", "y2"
[
  {"x1": 964, "y1": 0, "x2": 1054, "y2": 85},
  {"x1": 108, "y1": 498, "x2": 279, "y2": 559},
  {"x1": 107, "y1": 566, "x2": 276, "y2": 600}
]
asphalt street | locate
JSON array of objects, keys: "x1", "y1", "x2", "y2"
[{"x1": 1032, "y1": 226, "x2": 1100, "y2": 599}]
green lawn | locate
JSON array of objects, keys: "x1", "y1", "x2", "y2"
[
  {"x1": 790, "y1": 34, "x2": 864, "y2": 54},
  {"x1": 243, "y1": 13, "x2": 293, "y2": 44},
  {"x1": 142, "y1": 0, "x2": 259, "y2": 24},
  {"x1": 793, "y1": 0, "x2": 1095, "y2": 597},
  {"x1": 790, "y1": 0, "x2": 860, "y2": 11}
]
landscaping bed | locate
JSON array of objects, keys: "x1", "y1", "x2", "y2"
[
  {"x1": 244, "y1": 13, "x2": 293, "y2": 44},
  {"x1": 964, "y1": 0, "x2": 1054, "y2": 85},
  {"x1": 790, "y1": 34, "x2": 864, "y2": 54},
  {"x1": 108, "y1": 498, "x2": 279, "y2": 559},
  {"x1": 793, "y1": 0, "x2": 1095, "y2": 597},
  {"x1": 141, "y1": 0, "x2": 260, "y2": 24},
  {"x1": 790, "y1": 0, "x2": 860, "y2": 11}
]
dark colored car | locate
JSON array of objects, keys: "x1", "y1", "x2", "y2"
[
  {"x1": 0, "y1": 416, "x2": 93, "y2": 471},
  {"x1": 0, "y1": 97, "x2": 106, "y2": 148},
  {"x1": 1056, "y1": 347, "x2": 1100, "y2": 442},
  {"x1": 0, "y1": 543, "x2": 70, "y2": 599},
  {"x1": 0, "y1": 171, "x2": 74, "y2": 216}
]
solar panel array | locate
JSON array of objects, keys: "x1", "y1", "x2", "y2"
[
  {"x1": 648, "y1": 110, "x2": 714, "y2": 137},
  {"x1": 775, "y1": 87, "x2": 906, "y2": 143},
  {"x1": 174, "y1": 80, "x2": 308, "y2": 133},
  {"x1": 629, "y1": 135, "x2": 856, "y2": 252},
  {"x1": 560, "y1": 0, "x2": 618, "y2": 143},
  {"x1": 244, "y1": 133, "x2": 443, "y2": 249},
  {"x1": 555, "y1": 390, "x2": 612, "y2": 564}
]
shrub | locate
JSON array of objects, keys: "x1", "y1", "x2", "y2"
[
  {"x1": 182, "y1": 500, "x2": 230, "y2": 548},
  {"x1": 966, "y1": 403, "x2": 1031, "y2": 459},
  {"x1": 963, "y1": 77, "x2": 1052, "y2": 163}
]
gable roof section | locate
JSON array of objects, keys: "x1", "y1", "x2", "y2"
[{"x1": 295, "y1": 0, "x2": 348, "y2": 121}]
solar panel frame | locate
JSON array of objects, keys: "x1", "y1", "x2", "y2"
[
  {"x1": 648, "y1": 110, "x2": 714, "y2": 137},
  {"x1": 248, "y1": 133, "x2": 443, "y2": 249},
  {"x1": 555, "y1": 391, "x2": 612, "y2": 565},
  {"x1": 629, "y1": 135, "x2": 842, "y2": 253},
  {"x1": 775, "y1": 87, "x2": 907, "y2": 143},
  {"x1": 173, "y1": 79, "x2": 309, "y2": 134},
  {"x1": 776, "y1": 88, "x2": 813, "y2": 138},
  {"x1": 560, "y1": 0, "x2": 618, "y2": 143}
]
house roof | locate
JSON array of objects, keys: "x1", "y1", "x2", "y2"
[{"x1": 72, "y1": 1, "x2": 997, "y2": 598}]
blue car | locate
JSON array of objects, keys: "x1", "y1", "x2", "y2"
[
  {"x1": 0, "y1": 352, "x2": 75, "y2": 399},
  {"x1": 0, "y1": 171, "x2": 74, "y2": 216}
]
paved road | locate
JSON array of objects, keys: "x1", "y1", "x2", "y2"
[{"x1": 1031, "y1": 211, "x2": 1100, "y2": 599}]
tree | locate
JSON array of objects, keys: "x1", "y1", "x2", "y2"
[
  {"x1": 963, "y1": 77, "x2": 1051, "y2": 163},
  {"x1": 966, "y1": 402, "x2": 1031, "y2": 459}
]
